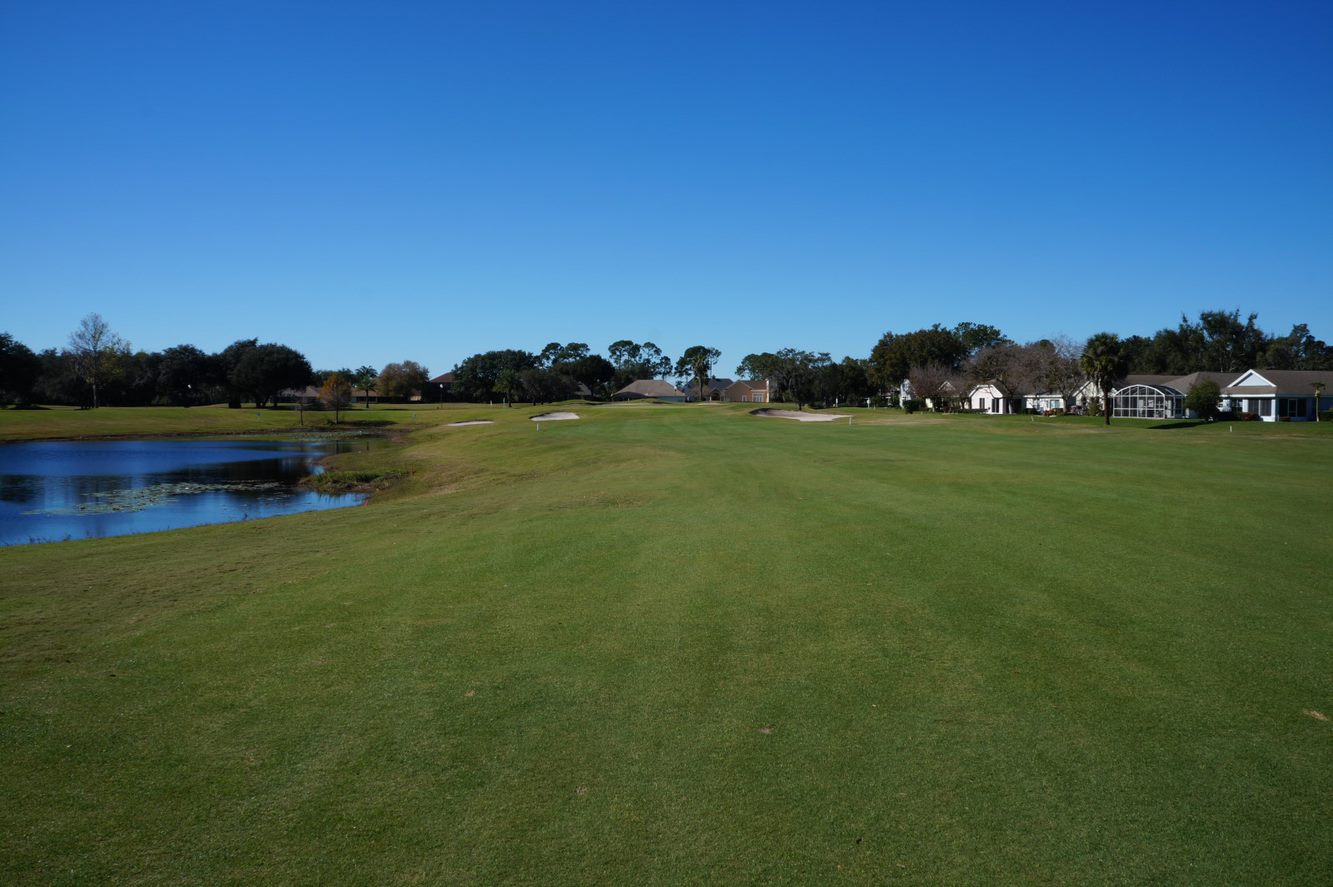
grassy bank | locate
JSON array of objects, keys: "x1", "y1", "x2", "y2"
[
  {"x1": 1, "y1": 404, "x2": 1329, "y2": 883},
  {"x1": 0, "y1": 403, "x2": 450, "y2": 442}
]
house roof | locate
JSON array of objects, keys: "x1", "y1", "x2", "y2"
[
  {"x1": 614, "y1": 379, "x2": 687, "y2": 398},
  {"x1": 1224, "y1": 369, "x2": 1333, "y2": 395},
  {"x1": 1116, "y1": 381, "x2": 1185, "y2": 397},
  {"x1": 1108, "y1": 372, "x2": 1238, "y2": 397},
  {"x1": 725, "y1": 379, "x2": 768, "y2": 391},
  {"x1": 1120, "y1": 374, "x2": 1178, "y2": 387},
  {"x1": 1164, "y1": 371, "x2": 1240, "y2": 392},
  {"x1": 969, "y1": 379, "x2": 1012, "y2": 395},
  {"x1": 429, "y1": 372, "x2": 456, "y2": 385}
]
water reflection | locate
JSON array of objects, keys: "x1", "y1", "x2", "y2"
[{"x1": 0, "y1": 439, "x2": 371, "y2": 546}]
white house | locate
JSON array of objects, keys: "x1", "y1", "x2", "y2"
[
  {"x1": 1223, "y1": 369, "x2": 1333, "y2": 421},
  {"x1": 965, "y1": 381, "x2": 1018, "y2": 414},
  {"x1": 1024, "y1": 392, "x2": 1071, "y2": 412}
]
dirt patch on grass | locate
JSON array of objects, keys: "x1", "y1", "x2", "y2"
[
  {"x1": 1306, "y1": 709, "x2": 1328, "y2": 721},
  {"x1": 752, "y1": 409, "x2": 849, "y2": 423}
]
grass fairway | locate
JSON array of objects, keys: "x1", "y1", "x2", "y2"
[{"x1": 2, "y1": 404, "x2": 1330, "y2": 884}]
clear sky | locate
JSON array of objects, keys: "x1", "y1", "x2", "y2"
[{"x1": 2, "y1": 0, "x2": 1330, "y2": 375}]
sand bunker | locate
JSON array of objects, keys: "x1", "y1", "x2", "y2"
[
  {"x1": 447, "y1": 420, "x2": 494, "y2": 427},
  {"x1": 530, "y1": 412, "x2": 580, "y2": 421},
  {"x1": 753, "y1": 409, "x2": 849, "y2": 423}
]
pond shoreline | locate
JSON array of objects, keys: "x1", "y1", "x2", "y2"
[
  {"x1": 0, "y1": 434, "x2": 406, "y2": 546},
  {"x1": 0, "y1": 423, "x2": 409, "y2": 445}
]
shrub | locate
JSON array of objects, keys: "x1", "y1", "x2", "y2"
[
  {"x1": 1184, "y1": 380, "x2": 1222, "y2": 421},
  {"x1": 305, "y1": 468, "x2": 406, "y2": 492}
]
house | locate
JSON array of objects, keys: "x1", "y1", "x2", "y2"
[
  {"x1": 1223, "y1": 369, "x2": 1333, "y2": 421},
  {"x1": 1105, "y1": 372, "x2": 1242, "y2": 420},
  {"x1": 612, "y1": 379, "x2": 689, "y2": 401},
  {"x1": 350, "y1": 388, "x2": 380, "y2": 404},
  {"x1": 721, "y1": 379, "x2": 771, "y2": 403},
  {"x1": 1024, "y1": 392, "x2": 1072, "y2": 413},
  {"x1": 965, "y1": 381, "x2": 1018, "y2": 414},
  {"x1": 899, "y1": 378, "x2": 962, "y2": 411},
  {"x1": 427, "y1": 372, "x2": 456, "y2": 402},
  {"x1": 687, "y1": 378, "x2": 733, "y2": 401},
  {"x1": 276, "y1": 386, "x2": 320, "y2": 405}
]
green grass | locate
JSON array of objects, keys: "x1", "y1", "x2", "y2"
[
  {"x1": 0, "y1": 403, "x2": 454, "y2": 441},
  {"x1": 1, "y1": 404, "x2": 1330, "y2": 884}
]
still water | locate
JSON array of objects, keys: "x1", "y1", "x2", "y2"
[{"x1": 0, "y1": 439, "x2": 369, "y2": 546}]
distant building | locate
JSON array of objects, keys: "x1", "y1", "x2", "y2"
[
  {"x1": 1224, "y1": 369, "x2": 1332, "y2": 421},
  {"x1": 686, "y1": 378, "x2": 733, "y2": 401},
  {"x1": 965, "y1": 381, "x2": 1018, "y2": 414},
  {"x1": 612, "y1": 379, "x2": 689, "y2": 401},
  {"x1": 721, "y1": 379, "x2": 771, "y2": 403},
  {"x1": 428, "y1": 372, "x2": 456, "y2": 402},
  {"x1": 276, "y1": 386, "x2": 320, "y2": 405}
]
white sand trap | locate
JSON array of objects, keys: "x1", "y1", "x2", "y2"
[
  {"x1": 530, "y1": 411, "x2": 580, "y2": 421},
  {"x1": 753, "y1": 408, "x2": 850, "y2": 423},
  {"x1": 447, "y1": 420, "x2": 494, "y2": 427}
]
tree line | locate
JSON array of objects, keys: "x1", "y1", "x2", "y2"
[
  {"x1": 0, "y1": 314, "x2": 431, "y2": 409},
  {"x1": 3, "y1": 309, "x2": 1327, "y2": 412}
]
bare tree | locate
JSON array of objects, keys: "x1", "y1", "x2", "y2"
[
  {"x1": 1040, "y1": 336, "x2": 1088, "y2": 412},
  {"x1": 67, "y1": 313, "x2": 128, "y2": 409},
  {"x1": 967, "y1": 343, "x2": 1044, "y2": 412},
  {"x1": 907, "y1": 363, "x2": 955, "y2": 411}
]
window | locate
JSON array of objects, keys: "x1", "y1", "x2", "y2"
[{"x1": 1259, "y1": 399, "x2": 1271, "y2": 417}]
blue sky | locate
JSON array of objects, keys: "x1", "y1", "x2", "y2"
[{"x1": 2, "y1": 0, "x2": 1330, "y2": 375}]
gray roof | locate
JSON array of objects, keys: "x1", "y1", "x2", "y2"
[
  {"x1": 613, "y1": 379, "x2": 687, "y2": 399},
  {"x1": 1111, "y1": 372, "x2": 1239, "y2": 396},
  {"x1": 1224, "y1": 369, "x2": 1333, "y2": 395},
  {"x1": 1120, "y1": 374, "x2": 1177, "y2": 387},
  {"x1": 1165, "y1": 371, "x2": 1241, "y2": 391}
]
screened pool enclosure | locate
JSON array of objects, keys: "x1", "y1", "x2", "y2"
[{"x1": 1111, "y1": 383, "x2": 1185, "y2": 419}]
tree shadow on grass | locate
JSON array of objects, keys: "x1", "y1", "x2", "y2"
[{"x1": 1147, "y1": 420, "x2": 1209, "y2": 430}]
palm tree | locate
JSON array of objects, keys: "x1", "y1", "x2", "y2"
[
  {"x1": 354, "y1": 366, "x2": 378, "y2": 409},
  {"x1": 1314, "y1": 381, "x2": 1326, "y2": 422},
  {"x1": 1080, "y1": 333, "x2": 1127, "y2": 426}
]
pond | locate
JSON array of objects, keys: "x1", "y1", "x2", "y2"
[{"x1": 0, "y1": 438, "x2": 373, "y2": 546}]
